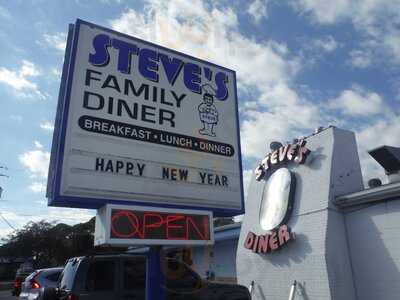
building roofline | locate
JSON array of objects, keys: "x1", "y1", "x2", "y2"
[
  {"x1": 334, "y1": 181, "x2": 400, "y2": 208},
  {"x1": 214, "y1": 222, "x2": 241, "y2": 232}
]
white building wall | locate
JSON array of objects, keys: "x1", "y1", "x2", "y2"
[
  {"x1": 345, "y1": 199, "x2": 400, "y2": 300},
  {"x1": 236, "y1": 128, "x2": 361, "y2": 300}
]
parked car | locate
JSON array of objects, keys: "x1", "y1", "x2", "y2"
[
  {"x1": 42, "y1": 254, "x2": 251, "y2": 300},
  {"x1": 19, "y1": 267, "x2": 63, "y2": 300},
  {"x1": 12, "y1": 266, "x2": 34, "y2": 297}
]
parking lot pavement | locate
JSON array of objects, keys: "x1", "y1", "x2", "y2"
[{"x1": 0, "y1": 290, "x2": 14, "y2": 300}]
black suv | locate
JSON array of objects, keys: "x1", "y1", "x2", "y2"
[{"x1": 43, "y1": 254, "x2": 250, "y2": 300}]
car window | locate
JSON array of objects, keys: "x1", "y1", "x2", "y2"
[
  {"x1": 25, "y1": 271, "x2": 38, "y2": 282},
  {"x1": 85, "y1": 260, "x2": 115, "y2": 291},
  {"x1": 46, "y1": 271, "x2": 61, "y2": 282},
  {"x1": 123, "y1": 259, "x2": 146, "y2": 290},
  {"x1": 60, "y1": 260, "x2": 80, "y2": 290}
]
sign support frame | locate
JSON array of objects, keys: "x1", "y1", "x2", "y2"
[{"x1": 146, "y1": 246, "x2": 165, "y2": 300}]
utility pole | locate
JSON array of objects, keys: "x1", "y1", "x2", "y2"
[{"x1": 0, "y1": 165, "x2": 9, "y2": 199}]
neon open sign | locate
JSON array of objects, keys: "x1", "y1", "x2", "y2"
[
  {"x1": 94, "y1": 204, "x2": 214, "y2": 246},
  {"x1": 111, "y1": 209, "x2": 211, "y2": 241}
]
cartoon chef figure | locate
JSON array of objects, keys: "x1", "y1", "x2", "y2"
[{"x1": 198, "y1": 84, "x2": 219, "y2": 137}]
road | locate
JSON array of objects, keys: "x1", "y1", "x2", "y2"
[{"x1": 0, "y1": 290, "x2": 14, "y2": 300}]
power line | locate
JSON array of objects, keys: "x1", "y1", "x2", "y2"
[
  {"x1": 0, "y1": 210, "x2": 93, "y2": 222},
  {"x1": 0, "y1": 164, "x2": 25, "y2": 172},
  {"x1": 0, "y1": 212, "x2": 16, "y2": 231}
]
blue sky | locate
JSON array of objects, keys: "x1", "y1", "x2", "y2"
[{"x1": 0, "y1": 0, "x2": 400, "y2": 240}]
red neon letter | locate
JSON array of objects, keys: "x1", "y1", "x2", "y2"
[
  {"x1": 278, "y1": 225, "x2": 291, "y2": 245},
  {"x1": 111, "y1": 210, "x2": 143, "y2": 239},
  {"x1": 257, "y1": 235, "x2": 270, "y2": 253},
  {"x1": 244, "y1": 232, "x2": 255, "y2": 249},
  {"x1": 143, "y1": 213, "x2": 164, "y2": 238},
  {"x1": 166, "y1": 215, "x2": 186, "y2": 240},
  {"x1": 269, "y1": 231, "x2": 279, "y2": 251},
  {"x1": 186, "y1": 216, "x2": 208, "y2": 240}
]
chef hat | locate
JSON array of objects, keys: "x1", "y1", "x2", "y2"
[{"x1": 202, "y1": 83, "x2": 216, "y2": 97}]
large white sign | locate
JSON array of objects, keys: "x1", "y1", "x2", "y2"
[{"x1": 47, "y1": 19, "x2": 244, "y2": 216}]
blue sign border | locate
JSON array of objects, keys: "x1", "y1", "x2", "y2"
[{"x1": 47, "y1": 19, "x2": 245, "y2": 217}]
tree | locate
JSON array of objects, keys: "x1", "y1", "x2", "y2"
[{"x1": 0, "y1": 218, "x2": 95, "y2": 267}]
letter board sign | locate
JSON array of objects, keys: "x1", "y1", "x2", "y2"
[
  {"x1": 94, "y1": 204, "x2": 214, "y2": 246},
  {"x1": 47, "y1": 19, "x2": 244, "y2": 216}
]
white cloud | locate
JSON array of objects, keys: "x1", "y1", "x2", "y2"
[
  {"x1": 383, "y1": 30, "x2": 400, "y2": 63},
  {"x1": 357, "y1": 117, "x2": 400, "y2": 155},
  {"x1": 233, "y1": 169, "x2": 253, "y2": 223},
  {"x1": 20, "y1": 60, "x2": 40, "y2": 77},
  {"x1": 292, "y1": 0, "x2": 351, "y2": 24},
  {"x1": 40, "y1": 121, "x2": 54, "y2": 132},
  {"x1": 109, "y1": 1, "x2": 321, "y2": 161},
  {"x1": 47, "y1": 207, "x2": 95, "y2": 223},
  {"x1": 0, "y1": 207, "x2": 95, "y2": 240},
  {"x1": 29, "y1": 182, "x2": 46, "y2": 193},
  {"x1": 0, "y1": 228, "x2": 13, "y2": 240},
  {"x1": 299, "y1": 36, "x2": 340, "y2": 67},
  {"x1": 109, "y1": 2, "x2": 299, "y2": 87},
  {"x1": 42, "y1": 33, "x2": 67, "y2": 52},
  {"x1": 19, "y1": 143, "x2": 50, "y2": 196},
  {"x1": 292, "y1": 0, "x2": 400, "y2": 65},
  {"x1": 299, "y1": 36, "x2": 339, "y2": 67},
  {"x1": 292, "y1": 0, "x2": 396, "y2": 28},
  {"x1": 108, "y1": 1, "x2": 394, "y2": 193},
  {"x1": 329, "y1": 86, "x2": 384, "y2": 116},
  {"x1": 241, "y1": 111, "x2": 301, "y2": 158},
  {"x1": 0, "y1": 60, "x2": 46, "y2": 100},
  {"x1": 349, "y1": 49, "x2": 372, "y2": 68},
  {"x1": 34, "y1": 141, "x2": 43, "y2": 149},
  {"x1": 354, "y1": 115, "x2": 400, "y2": 185},
  {"x1": 0, "y1": 211, "x2": 29, "y2": 235},
  {"x1": 0, "y1": 67, "x2": 36, "y2": 90},
  {"x1": 242, "y1": 169, "x2": 253, "y2": 197},
  {"x1": 0, "y1": 5, "x2": 11, "y2": 20},
  {"x1": 312, "y1": 36, "x2": 338, "y2": 52},
  {"x1": 248, "y1": 0, "x2": 268, "y2": 23},
  {"x1": 19, "y1": 149, "x2": 50, "y2": 178},
  {"x1": 51, "y1": 67, "x2": 61, "y2": 78},
  {"x1": 241, "y1": 82, "x2": 321, "y2": 158}
]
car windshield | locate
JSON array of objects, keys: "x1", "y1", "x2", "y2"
[
  {"x1": 60, "y1": 259, "x2": 80, "y2": 290},
  {"x1": 46, "y1": 270, "x2": 62, "y2": 282}
]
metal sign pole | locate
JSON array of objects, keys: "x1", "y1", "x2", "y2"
[
  {"x1": 288, "y1": 280, "x2": 297, "y2": 300},
  {"x1": 146, "y1": 246, "x2": 165, "y2": 300}
]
